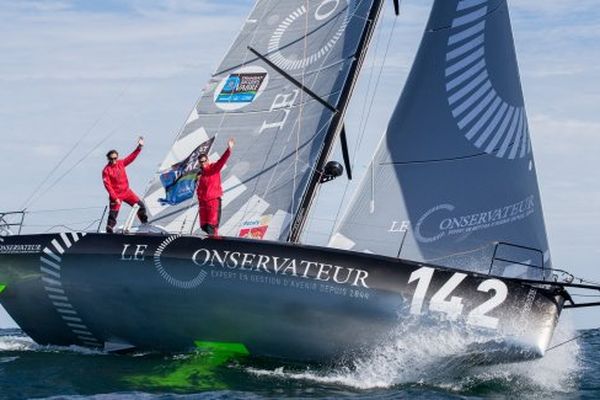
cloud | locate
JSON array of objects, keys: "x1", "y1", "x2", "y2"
[
  {"x1": 32, "y1": 144, "x2": 63, "y2": 157},
  {"x1": 510, "y1": 0, "x2": 599, "y2": 16},
  {"x1": 0, "y1": 0, "x2": 251, "y2": 16},
  {"x1": 530, "y1": 114, "x2": 600, "y2": 142},
  {"x1": 1, "y1": 0, "x2": 71, "y2": 13},
  {"x1": 0, "y1": 1, "x2": 253, "y2": 215},
  {"x1": 0, "y1": 6, "x2": 246, "y2": 82},
  {"x1": 507, "y1": 0, "x2": 600, "y2": 84}
]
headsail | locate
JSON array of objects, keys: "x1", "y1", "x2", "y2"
[
  {"x1": 141, "y1": 0, "x2": 384, "y2": 241},
  {"x1": 332, "y1": 0, "x2": 552, "y2": 278}
]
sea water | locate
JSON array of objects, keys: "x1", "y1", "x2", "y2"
[{"x1": 0, "y1": 320, "x2": 595, "y2": 399}]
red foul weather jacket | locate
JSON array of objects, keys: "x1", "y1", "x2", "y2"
[
  {"x1": 102, "y1": 146, "x2": 142, "y2": 201},
  {"x1": 196, "y1": 148, "x2": 231, "y2": 202}
]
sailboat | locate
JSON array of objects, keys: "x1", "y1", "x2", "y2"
[{"x1": 0, "y1": 0, "x2": 598, "y2": 362}]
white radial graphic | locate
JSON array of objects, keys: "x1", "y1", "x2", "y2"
[
  {"x1": 154, "y1": 235, "x2": 207, "y2": 290},
  {"x1": 267, "y1": 1, "x2": 350, "y2": 71},
  {"x1": 39, "y1": 232, "x2": 103, "y2": 348},
  {"x1": 445, "y1": 0, "x2": 531, "y2": 160}
]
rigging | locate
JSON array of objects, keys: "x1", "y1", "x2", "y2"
[{"x1": 20, "y1": 84, "x2": 134, "y2": 210}]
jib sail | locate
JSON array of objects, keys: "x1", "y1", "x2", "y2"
[{"x1": 331, "y1": 0, "x2": 552, "y2": 278}]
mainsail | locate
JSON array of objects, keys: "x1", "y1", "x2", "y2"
[
  {"x1": 141, "y1": 0, "x2": 384, "y2": 241},
  {"x1": 332, "y1": 0, "x2": 552, "y2": 278}
]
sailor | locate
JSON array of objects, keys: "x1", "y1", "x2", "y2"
[
  {"x1": 102, "y1": 137, "x2": 148, "y2": 233},
  {"x1": 196, "y1": 138, "x2": 234, "y2": 236}
]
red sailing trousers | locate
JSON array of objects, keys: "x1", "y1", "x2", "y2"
[
  {"x1": 199, "y1": 198, "x2": 222, "y2": 236},
  {"x1": 109, "y1": 189, "x2": 141, "y2": 211}
]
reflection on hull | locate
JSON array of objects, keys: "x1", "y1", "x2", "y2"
[{"x1": 0, "y1": 233, "x2": 564, "y2": 362}]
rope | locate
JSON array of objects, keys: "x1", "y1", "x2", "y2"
[
  {"x1": 356, "y1": 14, "x2": 385, "y2": 142},
  {"x1": 292, "y1": 0, "x2": 311, "y2": 217},
  {"x1": 187, "y1": 1, "x2": 278, "y2": 233},
  {"x1": 42, "y1": 222, "x2": 98, "y2": 233},
  {"x1": 24, "y1": 127, "x2": 121, "y2": 207},
  {"x1": 315, "y1": 6, "x2": 385, "y2": 242},
  {"x1": 576, "y1": 277, "x2": 600, "y2": 286},
  {"x1": 291, "y1": 1, "x2": 371, "y2": 241},
  {"x1": 238, "y1": 1, "x2": 354, "y2": 232},
  {"x1": 352, "y1": 16, "x2": 398, "y2": 167},
  {"x1": 327, "y1": 9, "x2": 398, "y2": 240},
  {"x1": 182, "y1": 1, "x2": 373, "y2": 236},
  {"x1": 130, "y1": 3, "x2": 278, "y2": 230},
  {"x1": 214, "y1": 2, "x2": 278, "y2": 141},
  {"x1": 27, "y1": 206, "x2": 104, "y2": 214},
  {"x1": 20, "y1": 84, "x2": 132, "y2": 210},
  {"x1": 546, "y1": 330, "x2": 596, "y2": 352}
]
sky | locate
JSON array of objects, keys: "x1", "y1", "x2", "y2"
[{"x1": 0, "y1": 0, "x2": 598, "y2": 329}]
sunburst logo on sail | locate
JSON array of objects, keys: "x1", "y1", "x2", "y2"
[
  {"x1": 267, "y1": 0, "x2": 350, "y2": 71},
  {"x1": 445, "y1": 0, "x2": 532, "y2": 160}
]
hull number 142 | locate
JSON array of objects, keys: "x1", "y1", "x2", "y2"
[{"x1": 408, "y1": 267, "x2": 508, "y2": 329}]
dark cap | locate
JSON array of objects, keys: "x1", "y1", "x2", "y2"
[{"x1": 106, "y1": 150, "x2": 118, "y2": 158}]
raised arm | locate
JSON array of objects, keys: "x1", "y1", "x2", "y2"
[
  {"x1": 123, "y1": 146, "x2": 141, "y2": 167},
  {"x1": 123, "y1": 137, "x2": 144, "y2": 166},
  {"x1": 212, "y1": 147, "x2": 231, "y2": 172},
  {"x1": 102, "y1": 169, "x2": 118, "y2": 200},
  {"x1": 212, "y1": 138, "x2": 235, "y2": 172}
]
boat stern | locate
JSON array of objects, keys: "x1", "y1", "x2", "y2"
[{"x1": 0, "y1": 234, "x2": 79, "y2": 346}]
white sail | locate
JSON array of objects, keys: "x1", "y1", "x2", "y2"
[{"x1": 141, "y1": 0, "x2": 384, "y2": 241}]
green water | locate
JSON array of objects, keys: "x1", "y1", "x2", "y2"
[{"x1": 0, "y1": 327, "x2": 595, "y2": 399}]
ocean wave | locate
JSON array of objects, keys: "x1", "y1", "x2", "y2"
[
  {"x1": 0, "y1": 333, "x2": 37, "y2": 352},
  {"x1": 247, "y1": 317, "x2": 581, "y2": 396},
  {"x1": 0, "y1": 330, "x2": 105, "y2": 355}
]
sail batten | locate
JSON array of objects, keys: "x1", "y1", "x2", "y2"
[{"x1": 333, "y1": 0, "x2": 552, "y2": 280}]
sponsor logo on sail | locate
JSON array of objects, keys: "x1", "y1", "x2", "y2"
[
  {"x1": 238, "y1": 216, "x2": 271, "y2": 240},
  {"x1": 214, "y1": 66, "x2": 269, "y2": 111},
  {"x1": 239, "y1": 225, "x2": 268, "y2": 240},
  {"x1": 415, "y1": 195, "x2": 535, "y2": 243},
  {"x1": 389, "y1": 220, "x2": 410, "y2": 233}
]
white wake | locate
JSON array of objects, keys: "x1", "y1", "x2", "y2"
[
  {"x1": 0, "y1": 332, "x2": 105, "y2": 355},
  {"x1": 247, "y1": 318, "x2": 581, "y2": 395}
]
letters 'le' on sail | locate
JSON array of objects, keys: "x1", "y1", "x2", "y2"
[
  {"x1": 141, "y1": 0, "x2": 384, "y2": 241},
  {"x1": 332, "y1": 0, "x2": 552, "y2": 278}
]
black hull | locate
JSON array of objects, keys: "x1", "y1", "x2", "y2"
[{"x1": 0, "y1": 233, "x2": 564, "y2": 362}]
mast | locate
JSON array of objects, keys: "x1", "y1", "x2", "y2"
[{"x1": 288, "y1": 0, "x2": 387, "y2": 243}]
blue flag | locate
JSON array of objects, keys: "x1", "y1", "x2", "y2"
[{"x1": 159, "y1": 137, "x2": 215, "y2": 205}]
